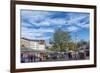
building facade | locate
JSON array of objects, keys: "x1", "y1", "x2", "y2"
[
  {"x1": 21, "y1": 38, "x2": 45, "y2": 51},
  {"x1": 20, "y1": 38, "x2": 46, "y2": 62}
]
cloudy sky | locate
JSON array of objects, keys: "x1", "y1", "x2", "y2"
[{"x1": 21, "y1": 9, "x2": 90, "y2": 43}]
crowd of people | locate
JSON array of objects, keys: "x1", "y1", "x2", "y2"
[
  {"x1": 21, "y1": 52, "x2": 45, "y2": 63},
  {"x1": 21, "y1": 50, "x2": 89, "y2": 63}
]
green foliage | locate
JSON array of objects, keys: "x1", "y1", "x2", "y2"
[
  {"x1": 67, "y1": 42, "x2": 76, "y2": 51},
  {"x1": 77, "y1": 40, "x2": 89, "y2": 48},
  {"x1": 49, "y1": 28, "x2": 71, "y2": 52},
  {"x1": 48, "y1": 28, "x2": 89, "y2": 52}
]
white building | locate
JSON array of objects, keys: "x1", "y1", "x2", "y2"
[
  {"x1": 21, "y1": 38, "x2": 46, "y2": 51},
  {"x1": 21, "y1": 38, "x2": 46, "y2": 62}
]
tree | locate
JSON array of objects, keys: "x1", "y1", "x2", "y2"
[
  {"x1": 67, "y1": 42, "x2": 77, "y2": 51},
  {"x1": 49, "y1": 28, "x2": 71, "y2": 52},
  {"x1": 77, "y1": 40, "x2": 89, "y2": 48}
]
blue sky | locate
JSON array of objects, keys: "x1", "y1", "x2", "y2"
[{"x1": 21, "y1": 10, "x2": 90, "y2": 43}]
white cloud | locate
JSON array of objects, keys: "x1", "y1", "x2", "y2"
[
  {"x1": 67, "y1": 16, "x2": 86, "y2": 24},
  {"x1": 21, "y1": 29, "x2": 51, "y2": 40},
  {"x1": 21, "y1": 10, "x2": 90, "y2": 30},
  {"x1": 21, "y1": 10, "x2": 90, "y2": 40},
  {"x1": 67, "y1": 26, "x2": 79, "y2": 32},
  {"x1": 21, "y1": 10, "x2": 70, "y2": 27},
  {"x1": 47, "y1": 18, "x2": 67, "y2": 25},
  {"x1": 21, "y1": 22, "x2": 32, "y2": 27},
  {"x1": 21, "y1": 10, "x2": 52, "y2": 19},
  {"x1": 21, "y1": 26, "x2": 54, "y2": 39},
  {"x1": 66, "y1": 13, "x2": 90, "y2": 28},
  {"x1": 25, "y1": 16, "x2": 68, "y2": 27},
  {"x1": 77, "y1": 23, "x2": 89, "y2": 28},
  {"x1": 31, "y1": 20, "x2": 51, "y2": 26},
  {"x1": 21, "y1": 10, "x2": 53, "y2": 26},
  {"x1": 21, "y1": 26, "x2": 54, "y2": 33}
]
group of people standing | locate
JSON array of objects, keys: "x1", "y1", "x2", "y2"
[
  {"x1": 21, "y1": 50, "x2": 89, "y2": 63},
  {"x1": 21, "y1": 52, "x2": 45, "y2": 63}
]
